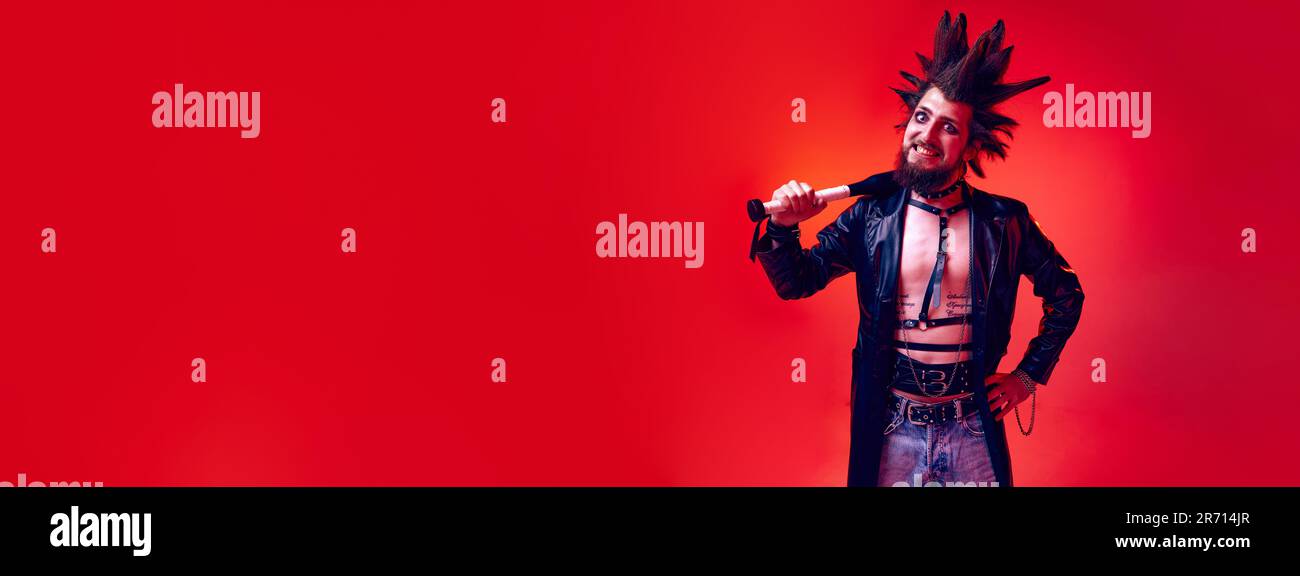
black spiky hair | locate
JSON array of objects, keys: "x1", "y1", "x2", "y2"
[{"x1": 892, "y1": 11, "x2": 1050, "y2": 177}]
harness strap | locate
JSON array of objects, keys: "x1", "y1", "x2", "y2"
[
  {"x1": 905, "y1": 196, "x2": 968, "y2": 327},
  {"x1": 901, "y1": 315, "x2": 970, "y2": 329},
  {"x1": 891, "y1": 340, "x2": 974, "y2": 352}
]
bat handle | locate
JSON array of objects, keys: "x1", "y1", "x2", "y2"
[{"x1": 745, "y1": 185, "x2": 852, "y2": 222}]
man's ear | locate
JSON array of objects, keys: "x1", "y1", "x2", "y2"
[{"x1": 962, "y1": 144, "x2": 979, "y2": 163}]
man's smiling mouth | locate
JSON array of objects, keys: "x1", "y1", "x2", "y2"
[{"x1": 911, "y1": 142, "x2": 940, "y2": 158}]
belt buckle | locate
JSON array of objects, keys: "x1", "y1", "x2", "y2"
[{"x1": 905, "y1": 403, "x2": 932, "y2": 426}]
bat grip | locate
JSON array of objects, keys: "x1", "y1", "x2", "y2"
[{"x1": 745, "y1": 185, "x2": 852, "y2": 222}]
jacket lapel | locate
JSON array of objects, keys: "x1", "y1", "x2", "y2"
[
  {"x1": 870, "y1": 188, "x2": 908, "y2": 343},
  {"x1": 968, "y1": 186, "x2": 1006, "y2": 323}
]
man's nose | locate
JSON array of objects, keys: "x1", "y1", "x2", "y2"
[{"x1": 921, "y1": 121, "x2": 942, "y2": 143}]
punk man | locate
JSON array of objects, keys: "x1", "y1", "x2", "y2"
[{"x1": 751, "y1": 12, "x2": 1084, "y2": 487}]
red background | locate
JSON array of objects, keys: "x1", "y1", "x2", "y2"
[{"x1": 2, "y1": 1, "x2": 1297, "y2": 486}]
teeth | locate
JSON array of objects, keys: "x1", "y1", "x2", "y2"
[{"x1": 913, "y1": 144, "x2": 937, "y2": 157}]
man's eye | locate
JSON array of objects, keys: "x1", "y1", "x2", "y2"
[
  {"x1": 945, "y1": 123, "x2": 957, "y2": 134},
  {"x1": 915, "y1": 111, "x2": 927, "y2": 122}
]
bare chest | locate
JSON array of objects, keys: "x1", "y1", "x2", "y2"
[{"x1": 896, "y1": 206, "x2": 972, "y2": 319}]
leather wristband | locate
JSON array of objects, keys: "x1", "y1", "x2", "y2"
[{"x1": 766, "y1": 218, "x2": 800, "y2": 240}]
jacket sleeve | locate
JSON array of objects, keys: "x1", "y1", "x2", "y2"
[
  {"x1": 1013, "y1": 209, "x2": 1085, "y2": 386},
  {"x1": 753, "y1": 199, "x2": 863, "y2": 300}
]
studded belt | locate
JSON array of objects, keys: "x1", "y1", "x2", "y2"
[{"x1": 889, "y1": 390, "x2": 979, "y2": 426}]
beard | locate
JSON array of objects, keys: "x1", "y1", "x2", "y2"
[{"x1": 891, "y1": 145, "x2": 965, "y2": 193}]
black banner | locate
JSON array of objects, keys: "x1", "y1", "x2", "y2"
[{"x1": 0, "y1": 487, "x2": 1291, "y2": 564}]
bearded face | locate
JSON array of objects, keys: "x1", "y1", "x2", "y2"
[{"x1": 892, "y1": 87, "x2": 976, "y2": 193}]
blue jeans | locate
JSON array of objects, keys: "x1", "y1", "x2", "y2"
[{"x1": 876, "y1": 393, "x2": 999, "y2": 487}]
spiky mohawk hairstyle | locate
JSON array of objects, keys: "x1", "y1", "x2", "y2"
[{"x1": 892, "y1": 11, "x2": 1050, "y2": 177}]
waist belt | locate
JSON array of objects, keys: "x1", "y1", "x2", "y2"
[
  {"x1": 890, "y1": 390, "x2": 979, "y2": 426},
  {"x1": 891, "y1": 351, "x2": 972, "y2": 396}
]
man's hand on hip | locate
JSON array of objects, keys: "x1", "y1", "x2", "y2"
[{"x1": 985, "y1": 372, "x2": 1037, "y2": 421}]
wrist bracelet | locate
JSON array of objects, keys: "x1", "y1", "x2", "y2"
[
  {"x1": 1011, "y1": 369, "x2": 1037, "y2": 394},
  {"x1": 767, "y1": 218, "x2": 800, "y2": 240},
  {"x1": 1011, "y1": 369, "x2": 1037, "y2": 436}
]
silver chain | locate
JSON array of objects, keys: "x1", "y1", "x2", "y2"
[
  {"x1": 1012, "y1": 371, "x2": 1037, "y2": 435},
  {"x1": 899, "y1": 291, "x2": 968, "y2": 397}
]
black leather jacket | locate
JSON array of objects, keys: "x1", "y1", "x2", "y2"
[{"x1": 753, "y1": 172, "x2": 1084, "y2": 487}]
